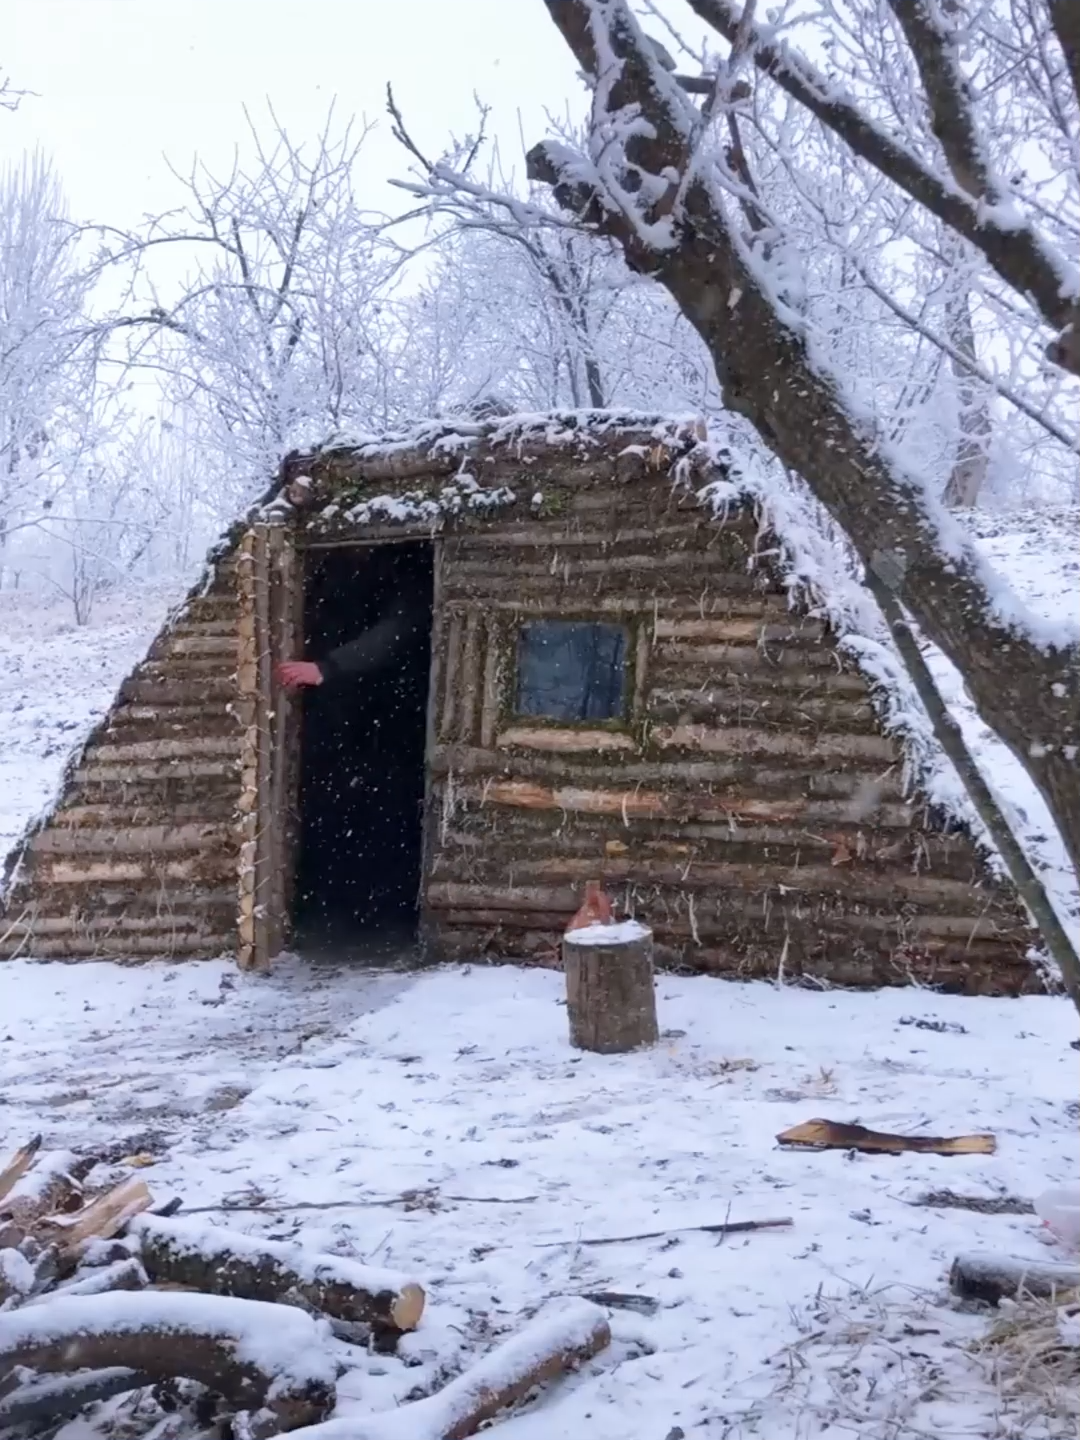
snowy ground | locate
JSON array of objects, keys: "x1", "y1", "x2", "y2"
[{"x1": 1, "y1": 956, "x2": 1077, "y2": 1438}]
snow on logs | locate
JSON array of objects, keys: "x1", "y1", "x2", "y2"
[
  {"x1": 0, "y1": 1291, "x2": 337, "y2": 1433},
  {"x1": 280, "y1": 1299, "x2": 611, "y2": 1440},
  {"x1": 131, "y1": 1213, "x2": 426, "y2": 1335}
]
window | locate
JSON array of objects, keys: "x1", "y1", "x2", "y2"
[{"x1": 516, "y1": 621, "x2": 628, "y2": 722}]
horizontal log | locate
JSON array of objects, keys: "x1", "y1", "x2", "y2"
[
  {"x1": 84, "y1": 736, "x2": 239, "y2": 764},
  {"x1": 30, "y1": 855, "x2": 237, "y2": 885},
  {"x1": 133, "y1": 1214, "x2": 426, "y2": 1333},
  {"x1": 450, "y1": 520, "x2": 744, "y2": 548},
  {"x1": 0, "y1": 932, "x2": 235, "y2": 959},
  {"x1": 53, "y1": 800, "x2": 237, "y2": 828},
  {"x1": 469, "y1": 779, "x2": 808, "y2": 821},
  {"x1": 3, "y1": 912, "x2": 231, "y2": 939},
  {"x1": 496, "y1": 855, "x2": 989, "y2": 907},
  {"x1": 0, "y1": 1292, "x2": 335, "y2": 1432},
  {"x1": 432, "y1": 744, "x2": 908, "y2": 798},
  {"x1": 650, "y1": 662, "x2": 870, "y2": 695},
  {"x1": 949, "y1": 1252, "x2": 1080, "y2": 1304},
  {"x1": 154, "y1": 635, "x2": 236, "y2": 657},
  {"x1": 74, "y1": 760, "x2": 239, "y2": 783},
  {"x1": 424, "y1": 921, "x2": 1032, "y2": 993},
  {"x1": 652, "y1": 618, "x2": 825, "y2": 642},
  {"x1": 441, "y1": 572, "x2": 775, "y2": 601},
  {"x1": 648, "y1": 689, "x2": 877, "y2": 730},
  {"x1": 31, "y1": 823, "x2": 232, "y2": 856},
  {"x1": 439, "y1": 821, "x2": 987, "y2": 881},
  {"x1": 426, "y1": 877, "x2": 1018, "y2": 934},
  {"x1": 496, "y1": 727, "x2": 636, "y2": 753},
  {"x1": 653, "y1": 724, "x2": 899, "y2": 762},
  {"x1": 653, "y1": 641, "x2": 860, "y2": 672},
  {"x1": 120, "y1": 678, "x2": 236, "y2": 705}
]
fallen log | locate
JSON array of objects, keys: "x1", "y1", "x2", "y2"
[
  {"x1": 282, "y1": 1299, "x2": 610, "y2": 1440},
  {"x1": 0, "y1": 1246, "x2": 35, "y2": 1304},
  {"x1": 777, "y1": 1119, "x2": 996, "y2": 1156},
  {"x1": 132, "y1": 1214, "x2": 425, "y2": 1334},
  {"x1": 0, "y1": 1291, "x2": 336, "y2": 1432},
  {"x1": 0, "y1": 1367, "x2": 155, "y2": 1428},
  {"x1": 949, "y1": 1252, "x2": 1080, "y2": 1305}
]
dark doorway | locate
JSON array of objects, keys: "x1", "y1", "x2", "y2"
[{"x1": 292, "y1": 542, "x2": 434, "y2": 960}]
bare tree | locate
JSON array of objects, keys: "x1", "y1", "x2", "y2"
[
  {"x1": 0, "y1": 152, "x2": 103, "y2": 585},
  {"x1": 103, "y1": 107, "x2": 405, "y2": 504},
  {"x1": 398, "y1": 0, "x2": 1080, "y2": 1000}
]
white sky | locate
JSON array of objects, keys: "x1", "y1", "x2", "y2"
[{"x1": 3, "y1": 0, "x2": 587, "y2": 227}]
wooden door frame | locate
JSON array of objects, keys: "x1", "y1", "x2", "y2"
[{"x1": 237, "y1": 520, "x2": 303, "y2": 972}]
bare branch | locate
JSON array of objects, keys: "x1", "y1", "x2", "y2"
[{"x1": 683, "y1": 0, "x2": 1080, "y2": 355}]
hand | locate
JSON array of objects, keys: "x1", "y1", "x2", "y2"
[{"x1": 277, "y1": 660, "x2": 324, "y2": 689}]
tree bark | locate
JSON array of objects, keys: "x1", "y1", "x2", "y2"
[
  {"x1": 863, "y1": 566, "x2": 1080, "y2": 1006},
  {"x1": 950, "y1": 1251, "x2": 1080, "y2": 1305},
  {"x1": 563, "y1": 924, "x2": 659, "y2": 1052},
  {"x1": 0, "y1": 1291, "x2": 335, "y2": 1432},
  {"x1": 527, "y1": 1, "x2": 1080, "y2": 914},
  {"x1": 133, "y1": 1214, "x2": 425, "y2": 1334},
  {"x1": 280, "y1": 1299, "x2": 610, "y2": 1440}
]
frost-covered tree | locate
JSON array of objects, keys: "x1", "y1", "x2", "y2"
[
  {"x1": 399, "y1": 0, "x2": 1080, "y2": 997},
  {"x1": 391, "y1": 218, "x2": 720, "y2": 417},
  {"x1": 107, "y1": 108, "x2": 405, "y2": 506},
  {"x1": 0, "y1": 152, "x2": 102, "y2": 582}
]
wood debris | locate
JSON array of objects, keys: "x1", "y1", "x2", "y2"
[
  {"x1": 0, "y1": 1136, "x2": 611, "y2": 1438},
  {"x1": 776, "y1": 1118, "x2": 996, "y2": 1156}
]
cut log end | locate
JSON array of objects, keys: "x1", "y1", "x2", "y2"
[{"x1": 389, "y1": 1281, "x2": 426, "y2": 1332}]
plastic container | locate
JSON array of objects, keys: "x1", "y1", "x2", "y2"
[{"x1": 1034, "y1": 1185, "x2": 1080, "y2": 1248}]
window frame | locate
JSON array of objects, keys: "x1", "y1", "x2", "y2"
[{"x1": 510, "y1": 616, "x2": 634, "y2": 727}]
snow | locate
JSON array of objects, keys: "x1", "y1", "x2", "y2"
[
  {"x1": 0, "y1": 956, "x2": 1076, "y2": 1436},
  {"x1": 564, "y1": 920, "x2": 651, "y2": 945}
]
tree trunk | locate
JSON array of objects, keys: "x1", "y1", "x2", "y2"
[
  {"x1": 563, "y1": 923, "x2": 659, "y2": 1053},
  {"x1": 527, "y1": 2, "x2": 1080, "y2": 931}
]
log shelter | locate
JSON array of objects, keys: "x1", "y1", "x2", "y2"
[{"x1": 0, "y1": 411, "x2": 1039, "y2": 993}]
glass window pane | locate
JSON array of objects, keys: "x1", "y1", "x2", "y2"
[{"x1": 516, "y1": 621, "x2": 627, "y2": 721}]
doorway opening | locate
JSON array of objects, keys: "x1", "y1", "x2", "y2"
[{"x1": 292, "y1": 541, "x2": 434, "y2": 961}]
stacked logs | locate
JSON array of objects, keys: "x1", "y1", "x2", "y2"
[{"x1": 0, "y1": 1137, "x2": 609, "y2": 1440}]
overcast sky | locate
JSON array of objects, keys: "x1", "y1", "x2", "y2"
[{"x1": 4, "y1": 1, "x2": 591, "y2": 227}]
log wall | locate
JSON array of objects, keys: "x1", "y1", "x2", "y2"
[
  {"x1": 0, "y1": 554, "x2": 243, "y2": 960},
  {"x1": 417, "y1": 479, "x2": 1036, "y2": 994}
]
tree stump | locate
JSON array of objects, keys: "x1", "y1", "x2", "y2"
[{"x1": 562, "y1": 921, "x2": 659, "y2": 1053}]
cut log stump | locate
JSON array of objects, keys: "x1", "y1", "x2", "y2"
[{"x1": 562, "y1": 921, "x2": 659, "y2": 1054}]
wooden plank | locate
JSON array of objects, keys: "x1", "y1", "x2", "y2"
[
  {"x1": 654, "y1": 724, "x2": 900, "y2": 762},
  {"x1": 85, "y1": 737, "x2": 239, "y2": 763},
  {"x1": 653, "y1": 618, "x2": 825, "y2": 642},
  {"x1": 30, "y1": 824, "x2": 232, "y2": 856},
  {"x1": 496, "y1": 727, "x2": 636, "y2": 753},
  {"x1": 33, "y1": 856, "x2": 238, "y2": 885},
  {"x1": 632, "y1": 619, "x2": 650, "y2": 720},
  {"x1": 473, "y1": 779, "x2": 806, "y2": 821}
]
